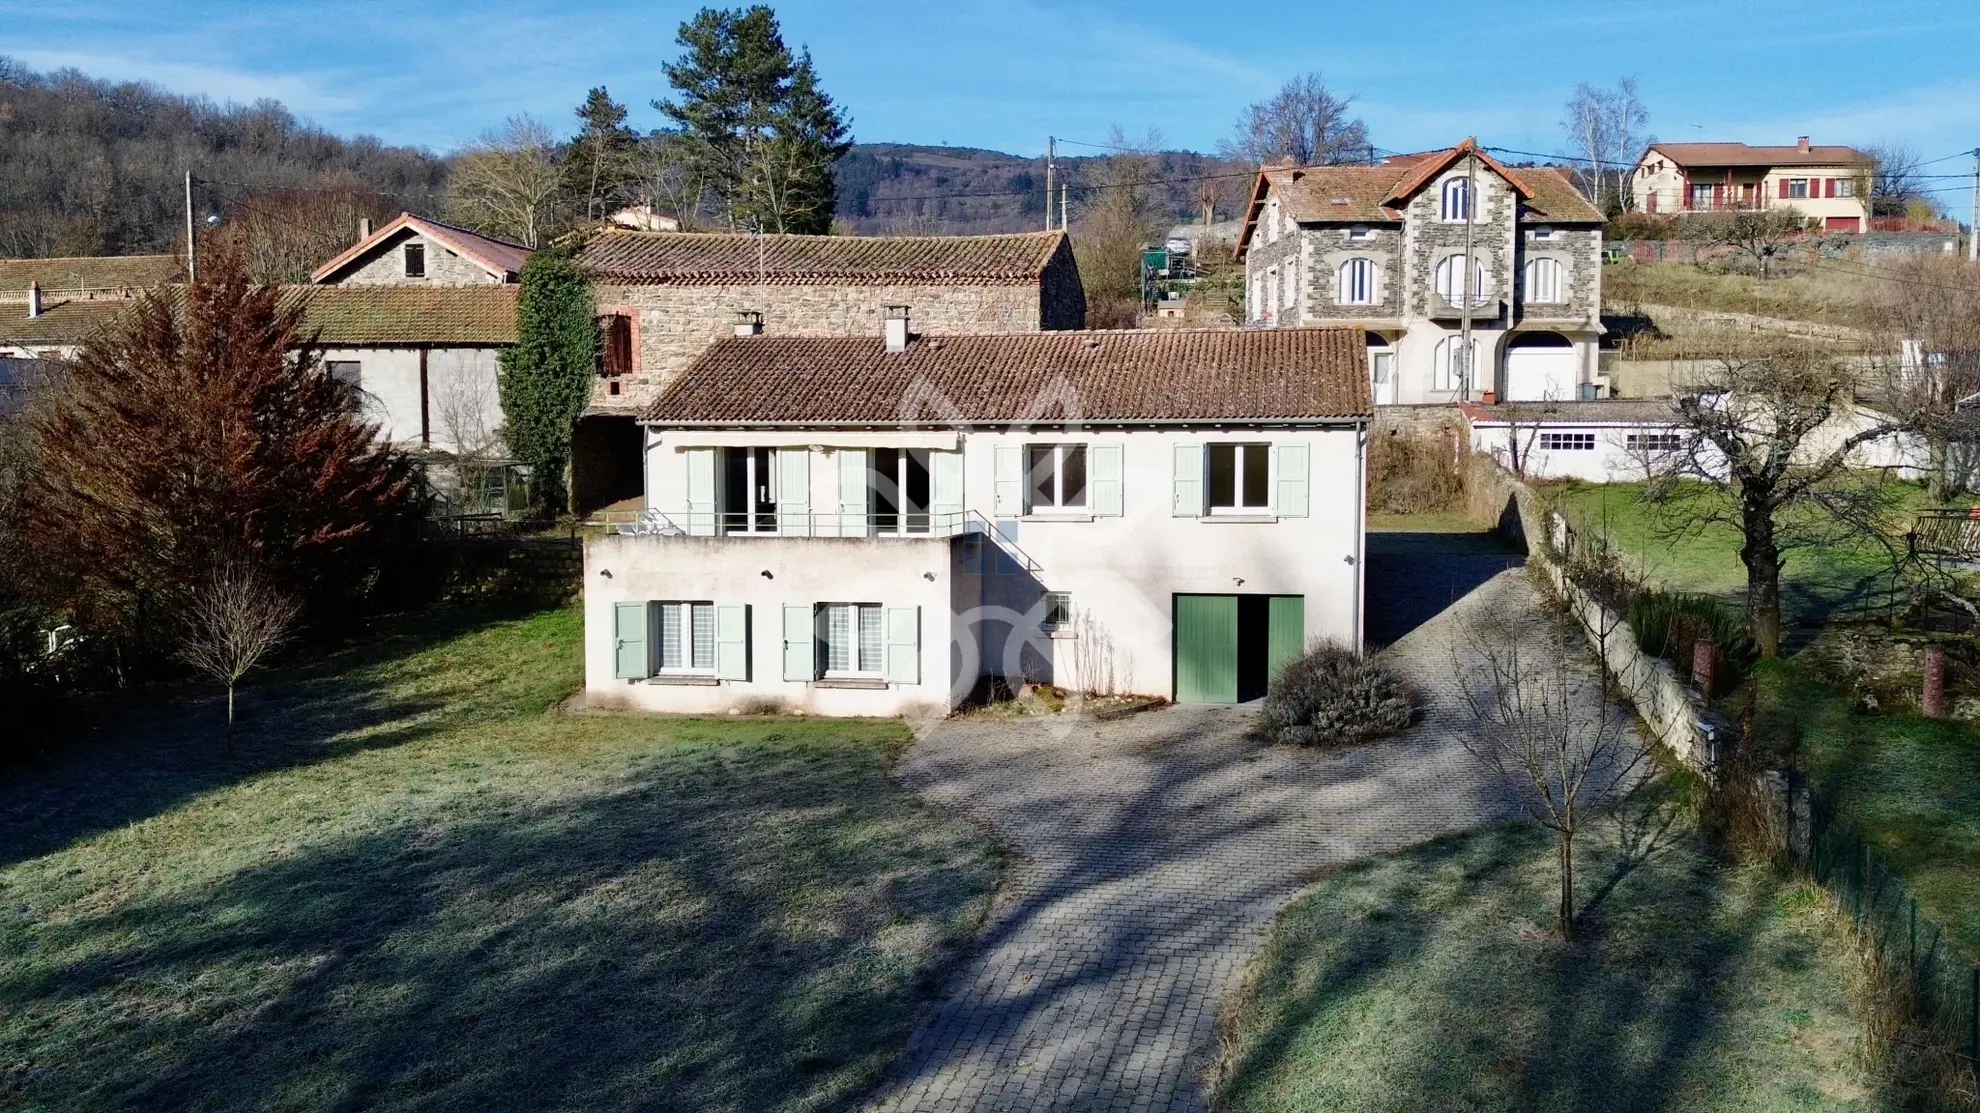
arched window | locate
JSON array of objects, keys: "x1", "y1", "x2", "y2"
[
  {"x1": 1440, "y1": 177, "x2": 1471, "y2": 222},
  {"x1": 1338, "y1": 258, "x2": 1377, "y2": 305},
  {"x1": 1524, "y1": 258, "x2": 1564, "y2": 304},
  {"x1": 1434, "y1": 253, "x2": 1488, "y2": 307},
  {"x1": 1433, "y1": 335, "x2": 1482, "y2": 394}
]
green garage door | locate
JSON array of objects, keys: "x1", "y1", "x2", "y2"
[
  {"x1": 1175, "y1": 594, "x2": 1238, "y2": 703},
  {"x1": 1267, "y1": 595, "x2": 1305, "y2": 680}
]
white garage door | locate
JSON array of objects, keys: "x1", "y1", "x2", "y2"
[{"x1": 1504, "y1": 348, "x2": 1578, "y2": 401}]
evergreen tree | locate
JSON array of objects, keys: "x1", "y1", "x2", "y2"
[
  {"x1": 657, "y1": 6, "x2": 853, "y2": 233},
  {"x1": 498, "y1": 251, "x2": 598, "y2": 514},
  {"x1": 567, "y1": 86, "x2": 641, "y2": 221}
]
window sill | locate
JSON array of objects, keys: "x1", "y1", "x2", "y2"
[
  {"x1": 1022, "y1": 513, "x2": 1094, "y2": 523},
  {"x1": 1045, "y1": 628, "x2": 1077, "y2": 640},
  {"x1": 647, "y1": 674, "x2": 720, "y2": 686},
  {"x1": 815, "y1": 677, "x2": 888, "y2": 690},
  {"x1": 1200, "y1": 513, "x2": 1277, "y2": 524}
]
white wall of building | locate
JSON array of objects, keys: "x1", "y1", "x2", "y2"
[
  {"x1": 595, "y1": 422, "x2": 1368, "y2": 715},
  {"x1": 321, "y1": 346, "x2": 505, "y2": 454}
]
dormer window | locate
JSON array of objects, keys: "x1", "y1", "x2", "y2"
[
  {"x1": 1440, "y1": 178, "x2": 1471, "y2": 222},
  {"x1": 404, "y1": 243, "x2": 426, "y2": 278}
]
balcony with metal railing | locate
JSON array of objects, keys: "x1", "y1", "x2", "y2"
[{"x1": 599, "y1": 508, "x2": 1044, "y2": 573}]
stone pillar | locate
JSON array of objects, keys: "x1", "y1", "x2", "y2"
[
  {"x1": 1692, "y1": 638, "x2": 1718, "y2": 697},
  {"x1": 1924, "y1": 644, "x2": 1946, "y2": 718}
]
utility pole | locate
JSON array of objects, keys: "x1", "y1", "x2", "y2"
[
  {"x1": 1458, "y1": 146, "x2": 1478, "y2": 400},
  {"x1": 184, "y1": 170, "x2": 197, "y2": 285},
  {"x1": 1045, "y1": 137, "x2": 1055, "y2": 232},
  {"x1": 1969, "y1": 148, "x2": 1978, "y2": 262}
]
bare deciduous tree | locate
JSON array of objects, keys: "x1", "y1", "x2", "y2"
[
  {"x1": 1071, "y1": 127, "x2": 1167, "y2": 325},
  {"x1": 1863, "y1": 142, "x2": 1926, "y2": 219},
  {"x1": 177, "y1": 561, "x2": 300, "y2": 757},
  {"x1": 1458, "y1": 595, "x2": 1648, "y2": 942},
  {"x1": 449, "y1": 115, "x2": 567, "y2": 248},
  {"x1": 1220, "y1": 73, "x2": 1371, "y2": 168},
  {"x1": 1681, "y1": 205, "x2": 1810, "y2": 278},
  {"x1": 1866, "y1": 255, "x2": 1980, "y2": 500},
  {"x1": 1561, "y1": 77, "x2": 1649, "y2": 213}
]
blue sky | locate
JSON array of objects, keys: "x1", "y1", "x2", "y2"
[{"x1": 6, "y1": 0, "x2": 1979, "y2": 189}]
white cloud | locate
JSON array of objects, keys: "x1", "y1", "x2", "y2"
[
  {"x1": 10, "y1": 49, "x2": 358, "y2": 116},
  {"x1": 1716, "y1": 78, "x2": 1980, "y2": 157}
]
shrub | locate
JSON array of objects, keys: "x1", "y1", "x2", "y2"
[
  {"x1": 1367, "y1": 429, "x2": 1464, "y2": 514},
  {"x1": 1627, "y1": 589, "x2": 1756, "y2": 695},
  {"x1": 1261, "y1": 643, "x2": 1416, "y2": 747}
]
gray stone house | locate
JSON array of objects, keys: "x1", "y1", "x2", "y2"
[
  {"x1": 568, "y1": 229, "x2": 1085, "y2": 514},
  {"x1": 1238, "y1": 139, "x2": 1605, "y2": 406}
]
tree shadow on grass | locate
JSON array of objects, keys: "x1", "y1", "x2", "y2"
[
  {"x1": 2, "y1": 736, "x2": 996, "y2": 1113},
  {"x1": 0, "y1": 603, "x2": 569, "y2": 870}
]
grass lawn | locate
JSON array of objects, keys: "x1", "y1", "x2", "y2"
[
  {"x1": 1213, "y1": 822, "x2": 1885, "y2": 1113},
  {"x1": 1551, "y1": 481, "x2": 1958, "y2": 631},
  {"x1": 1603, "y1": 261, "x2": 1875, "y2": 329},
  {"x1": 0, "y1": 606, "x2": 998, "y2": 1113},
  {"x1": 1754, "y1": 660, "x2": 1980, "y2": 960}
]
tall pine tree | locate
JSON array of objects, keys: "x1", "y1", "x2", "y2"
[
  {"x1": 567, "y1": 87, "x2": 641, "y2": 222},
  {"x1": 498, "y1": 251, "x2": 597, "y2": 514},
  {"x1": 657, "y1": 6, "x2": 852, "y2": 234}
]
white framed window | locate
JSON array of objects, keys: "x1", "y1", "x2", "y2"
[
  {"x1": 1524, "y1": 258, "x2": 1564, "y2": 304},
  {"x1": 1539, "y1": 432, "x2": 1596, "y2": 451},
  {"x1": 1026, "y1": 444, "x2": 1087, "y2": 511},
  {"x1": 822, "y1": 602, "x2": 885, "y2": 676},
  {"x1": 722, "y1": 446, "x2": 779, "y2": 534},
  {"x1": 1433, "y1": 335, "x2": 1481, "y2": 393},
  {"x1": 1042, "y1": 591, "x2": 1073, "y2": 631},
  {"x1": 872, "y1": 447, "x2": 931, "y2": 535},
  {"x1": 656, "y1": 601, "x2": 717, "y2": 673},
  {"x1": 1206, "y1": 443, "x2": 1270, "y2": 513},
  {"x1": 1440, "y1": 177, "x2": 1471, "y2": 222},
  {"x1": 1835, "y1": 178, "x2": 1855, "y2": 198},
  {"x1": 326, "y1": 360, "x2": 363, "y2": 409},
  {"x1": 1338, "y1": 257, "x2": 1377, "y2": 305},
  {"x1": 1347, "y1": 224, "x2": 1372, "y2": 241},
  {"x1": 1787, "y1": 178, "x2": 1809, "y2": 199},
  {"x1": 1626, "y1": 432, "x2": 1682, "y2": 452},
  {"x1": 1434, "y1": 253, "x2": 1489, "y2": 307},
  {"x1": 1531, "y1": 225, "x2": 1557, "y2": 240}
]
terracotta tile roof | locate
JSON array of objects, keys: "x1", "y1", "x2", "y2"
[
  {"x1": 0, "y1": 255, "x2": 181, "y2": 299},
  {"x1": 578, "y1": 230, "x2": 1067, "y2": 285},
  {"x1": 1238, "y1": 141, "x2": 1604, "y2": 256},
  {"x1": 309, "y1": 213, "x2": 530, "y2": 284},
  {"x1": 286, "y1": 285, "x2": 518, "y2": 346},
  {"x1": 1648, "y1": 142, "x2": 1872, "y2": 169},
  {"x1": 644, "y1": 326, "x2": 1371, "y2": 425},
  {"x1": 0, "y1": 297, "x2": 140, "y2": 347}
]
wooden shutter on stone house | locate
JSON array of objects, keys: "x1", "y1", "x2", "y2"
[{"x1": 600, "y1": 314, "x2": 633, "y2": 379}]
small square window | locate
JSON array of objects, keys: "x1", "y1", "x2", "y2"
[
  {"x1": 656, "y1": 601, "x2": 717, "y2": 673},
  {"x1": 1539, "y1": 432, "x2": 1596, "y2": 452},
  {"x1": 821, "y1": 602, "x2": 884, "y2": 676},
  {"x1": 1027, "y1": 444, "x2": 1088, "y2": 511},
  {"x1": 1206, "y1": 443, "x2": 1270, "y2": 512},
  {"x1": 325, "y1": 360, "x2": 362, "y2": 408},
  {"x1": 1347, "y1": 225, "x2": 1372, "y2": 241},
  {"x1": 1042, "y1": 591, "x2": 1072, "y2": 630},
  {"x1": 404, "y1": 243, "x2": 426, "y2": 278},
  {"x1": 1531, "y1": 225, "x2": 1556, "y2": 240}
]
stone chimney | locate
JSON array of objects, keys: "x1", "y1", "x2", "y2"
[
  {"x1": 357, "y1": 217, "x2": 372, "y2": 242},
  {"x1": 733, "y1": 309, "x2": 763, "y2": 337},
  {"x1": 26, "y1": 282, "x2": 41, "y2": 320},
  {"x1": 883, "y1": 305, "x2": 910, "y2": 354},
  {"x1": 1796, "y1": 136, "x2": 1811, "y2": 153}
]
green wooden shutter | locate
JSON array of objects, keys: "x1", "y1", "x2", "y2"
[
  {"x1": 777, "y1": 448, "x2": 811, "y2": 537},
  {"x1": 716, "y1": 604, "x2": 749, "y2": 680},
  {"x1": 685, "y1": 447, "x2": 717, "y2": 536},
  {"x1": 1273, "y1": 443, "x2": 1309, "y2": 517},
  {"x1": 613, "y1": 601, "x2": 651, "y2": 679},
  {"x1": 1173, "y1": 594, "x2": 1237, "y2": 703},
  {"x1": 782, "y1": 604, "x2": 814, "y2": 681},
  {"x1": 1091, "y1": 444, "x2": 1123, "y2": 517},
  {"x1": 1267, "y1": 596, "x2": 1305, "y2": 684},
  {"x1": 1172, "y1": 443, "x2": 1203, "y2": 517},
  {"x1": 836, "y1": 449, "x2": 869, "y2": 537},
  {"x1": 885, "y1": 606, "x2": 919, "y2": 685},
  {"x1": 993, "y1": 446, "x2": 1022, "y2": 516},
  {"x1": 931, "y1": 450, "x2": 964, "y2": 533}
]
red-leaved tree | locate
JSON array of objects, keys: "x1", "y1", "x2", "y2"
[{"x1": 20, "y1": 247, "x2": 418, "y2": 657}]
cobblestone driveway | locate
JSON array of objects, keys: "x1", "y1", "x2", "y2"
[{"x1": 867, "y1": 566, "x2": 1550, "y2": 1113}]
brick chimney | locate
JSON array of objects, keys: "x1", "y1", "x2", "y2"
[
  {"x1": 26, "y1": 282, "x2": 41, "y2": 320},
  {"x1": 1796, "y1": 136, "x2": 1811, "y2": 153},
  {"x1": 883, "y1": 305, "x2": 910, "y2": 353},
  {"x1": 733, "y1": 310, "x2": 763, "y2": 337}
]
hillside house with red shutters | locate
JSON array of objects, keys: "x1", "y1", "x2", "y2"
[{"x1": 1630, "y1": 137, "x2": 1873, "y2": 232}]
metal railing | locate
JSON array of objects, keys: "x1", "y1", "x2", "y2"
[{"x1": 603, "y1": 508, "x2": 1045, "y2": 574}]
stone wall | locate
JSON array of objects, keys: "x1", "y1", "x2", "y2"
[
  {"x1": 1241, "y1": 195, "x2": 1302, "y2": 323},
  {"x1": 1515, "y1": 226, "x2": 1602, "y2": 324},
  {"x1": 1303, "y1": 225, "x2": 1404, "y2": 322},
  {"x1": 1037, "y1": 238, "x2": 1088, "y2": 329},
  {"x1": 337, "y1": 231, "x2": 501, "y2": 287},
  {"x1": 1401, "y1": 156, "x2": 1518, "y2": 324},
  {"x1": 592, "y1": 280, "x2": 1055, "y2": 413}
]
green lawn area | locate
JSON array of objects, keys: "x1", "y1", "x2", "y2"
[
  {"x1": 1213, "y1": 822, "x2": 1885, "y2": 1113},
  {"x1": 1602, "y1": 261, "x2": 1875, "y2": 329},
  {"x1": 0, "y1": 606, "x2": 998, "y2": 1113},
  {"x1": 1754, "y1": 660, "x2": 1980, "y2": 960},
  {"x1": 1552, "y1": 481, "x2": 1950, "y2": 630}
]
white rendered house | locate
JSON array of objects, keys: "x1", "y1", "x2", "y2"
[{"x1": 583, "y1": 314, "x2": 1373, "y2": 715}]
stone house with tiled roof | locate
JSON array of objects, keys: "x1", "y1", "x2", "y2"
[
  {"x1": 1238, "y1": 139, "x2": 1606, "y2": 408},
  {"x1": 1630, "y1": 137, "x2": 1872, "y2": 232},
  {"x1": 586, "y1": 320, "x2": 1369, "y2": 716},
  {"x1": 569, "y1": 228, "x2": 1084, "y2": 514},
  {"x1": 0, "y1": 254, "x2": 182, "y2": 360}
]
